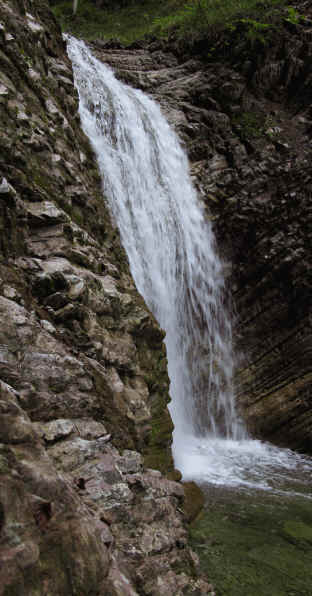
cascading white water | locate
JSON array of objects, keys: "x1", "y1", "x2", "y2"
[
  {"x1": 67, "y1": 37, "x2": 243, "y2": 440},
  {"x1": 67, "y1": 37, "x2": 312, "y2": 495}
]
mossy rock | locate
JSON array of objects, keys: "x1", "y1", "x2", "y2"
[
  {"x1": 183, "y1": 481, "x2": 205, "y2": 522},
  {"x1": 283, "y1": 520, "x2": 312, "y2": 546},
  {"x1": 143, "y1": 402, "x2": 174, "y2": 475},
  {"x1": 190, "y1": 488, "x2": 312, "y2": 596}
]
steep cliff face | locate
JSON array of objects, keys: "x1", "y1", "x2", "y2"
[
  {"x1": 1, "y1": 0, "x2": 311, "y2": 590},
  {"x1": 92, "y1": 1, "x2": 312, "y2": 452},
  {"x1": 0, "y1": 1, "x2": 212, "y2": 594}
]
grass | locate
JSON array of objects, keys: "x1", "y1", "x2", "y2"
[
  {"x1": 52, "y1": 0, "x2": 185, "y2": 43},
  {"x1": 52, "y1": 0, "x2": 291, "y2": 44}
]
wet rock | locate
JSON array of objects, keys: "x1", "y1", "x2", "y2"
[
  {"x1": 97, "y1": 14, "x2": 312, "y2": 453},
  {"x1": 25, "y1": 201, "x2": 69, "y2": 226}
]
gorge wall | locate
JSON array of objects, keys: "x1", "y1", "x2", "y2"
[
  {"x1": 0, "y1": 0, "x2": 311, "y2": 593},
  {"x1": 0, "y1": 1, "x2": 211, "y2": 594},
  {"x1": 92, "y1": 1, "x2": 312, "y2": 452}
]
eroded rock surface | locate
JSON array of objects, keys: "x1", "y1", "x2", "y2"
[
  {"x1": 92, "y1": 1, "x2": 312, "y2": 451},
  {"x1": 0, "y1": 1, "x2": 212, "y2": 593}
]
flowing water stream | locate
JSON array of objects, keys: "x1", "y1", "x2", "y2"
[{"x1": 67, "y1": 37, "x2": 312, "y2": 499}]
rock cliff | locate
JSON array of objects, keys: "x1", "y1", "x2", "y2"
[
  {"x1": 1, "y1": 0, "x2": 311, "y2": 592},
  {"x1": 92, "y1": 0, "x2": 312, "y2": 452},
  {"x1": 0, "y1": 1, "x2": 211, "y2": 593}
]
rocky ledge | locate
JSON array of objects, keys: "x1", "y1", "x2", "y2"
[
  {"x1": 92, "y1": 0, "x2": 312, "y2": 452},
  {"x1": 0, "y1": 1, "x2": 211, "y2": 593}
]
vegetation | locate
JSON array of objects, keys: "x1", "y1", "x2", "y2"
[
  {"x1": 153, "y1": 0, "x2": 286, "y2": 39},
  {"x1": 51, "y1": 0, "x2": 303, "y2": 45},
  {"x1": 52, "y1": 0, "x2": 185, "y2": 43},
  {"x1": 189, "y1": 489, "x2": 312, "y2": 596}
]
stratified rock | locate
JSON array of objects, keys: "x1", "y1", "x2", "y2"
[
  {"x1": 0, "y1": 0, "x2": 204, "y2": 593},
  {"x1": 94, "y1": 5, "x2": 312, "y2": 452}
]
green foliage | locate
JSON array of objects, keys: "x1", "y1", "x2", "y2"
[
  {"x1": 233, "y1": 111, "x2": 265, "y2": 140},
  {"x1": 238, "y1": 18, "x2": 271, "y2": 45},
  {"x1": 152, "y1": 0, "x2": 286, "y2": 40},
  {"x1": 52, "y1": 0, "x2": 301, "y2": 45},
  {"x1": 286, "y1": 5, "x2": 304, "y2": 24},
  {"x1": 52, "y1": 0, "x2": 185, "y2": 43}
]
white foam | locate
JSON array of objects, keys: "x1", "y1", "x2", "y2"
[{"x1": 175, "y1": 434, "x2": 312, "y2": 496}]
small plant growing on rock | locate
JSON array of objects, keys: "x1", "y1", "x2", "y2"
[
  {"x1": 286, "y1": 6, "x2": 302, "y2": 25},
  {"x1": 233, "y1": 111, "x2": 265, "y2": 140},
  {"x1": 239, "y1": 17, "x2": 272, "y2": 45}
]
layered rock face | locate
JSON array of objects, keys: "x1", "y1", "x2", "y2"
[
  {"x1": 0, "y1": 1, "x2": 212, "y2": 594},
  {"x1": 92, "y1": 2, "x2": 312, "y2": 452},
  {"x1": 1, "y1": 0, "x2": 311, "y2": 590}
]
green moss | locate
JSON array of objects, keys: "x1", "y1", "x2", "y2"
[
  {"x1": 32, "y1": 171, "x2": 51, "y2": 192},
  {"x1": 0, "y1": 454, "x2": 10, "y2": 475},
  {"x1": 189, "y1": 488, "x2": 312, "y2": 596},
  {"x1": 283, "y1": 520, "x2": 312, "y2": 546},
  {"x1": 143, "y1": 391, "x2": 174, "y2": 475},
  {"x1": 70, "y1": 205, "x2": 84, "y2": 226},
  {"x1": 183, "y1": 481, "x2": 205, "y2": 522},
  {"x1": 232, "y1": 111, "x2": 265, "y2": 140},
  {"x1": 144, "y1": 447, "x2": 173, "y2": 476}
]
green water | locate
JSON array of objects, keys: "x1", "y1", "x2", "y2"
[{"x1": 189, "y1": 485, "x2": 312, "y2": 596}]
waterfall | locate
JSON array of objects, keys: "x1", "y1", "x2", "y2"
[
  {"x1": 67, "y1": 37, "x2": 244, "y2": 439},
  {"x1": 67, "y1": 37, "x2": 312, "y2": 493}
]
